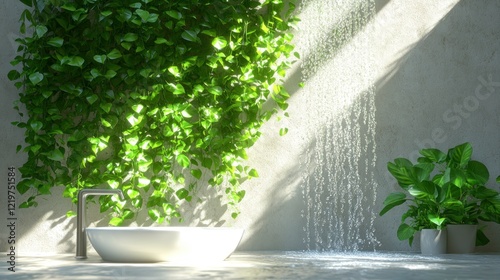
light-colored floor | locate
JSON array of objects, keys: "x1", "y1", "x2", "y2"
[{"x1": 2, "y1": 251, "x2": 500, "y2": 279}]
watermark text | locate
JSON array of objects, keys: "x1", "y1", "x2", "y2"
[{"x1": 6, "y1": 167, "x2": 17, "y2": 273}]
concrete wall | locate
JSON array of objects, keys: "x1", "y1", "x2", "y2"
[
  {"x1": 1, "y1": 0, "x2": 499, "y2": 254},
  {"x1": 373, "y1": 0, "x2": 500, "y2": 252}
]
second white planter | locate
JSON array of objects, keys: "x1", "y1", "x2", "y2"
[
  {"x1": 420, "y1": 228, "x2": 447, "y2": 255},
  {"x1": 447, "y1": 224, "x2": 477, "y2": 254}
]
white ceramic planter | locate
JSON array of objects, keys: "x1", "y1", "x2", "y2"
[
  {"x1": 447, "y1": 224, "x2": 477, "y2": 254},
  {"x1": 420, "y1": 229, "x2": 447, "y2": 255}
]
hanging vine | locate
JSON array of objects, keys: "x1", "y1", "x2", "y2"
[{"x1": 9, "y1": 0, "x2": 299, "y2": 224}]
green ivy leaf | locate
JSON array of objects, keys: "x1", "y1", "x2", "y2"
[
  {"x1": 201, "y1": 29, "x2": 216, "y2": 37},
  {"x1": 35, "y1": 25, "x2": 48, "y2": 37},
  {"x1": 104, "y1": 69, "x2": 117, "y2": 79},
  {"x1": 121, "y1": 42, "x2": 132, "y2": 50},
  {"x1": 100, "y1": 10, "x2": 112, "y2": 17},
  {"x1": 125, "y1": 114, "x2": 140, "y2": 127},
  {"x1": 16, "y1": 180, "x2": 31, "y2": 195},
  {"x1": 136, "y1": 9, "x2": 150, "y2": 21},
  {"x1": 208, "y1": 86, "x2": 222, "y2": 96},
  {"x1": 148, "y1": 209, "x2": 161, "y2": 221},
  {"x1": 118, "y1": 9, "x2": 133, "y2": 21},
  {"x1": 30, "y1": 121, "x2": 43, "y2": 132},
  {"x1": 8, "y1": 70, "x2": 20, "y2": 81},
  {"x1": 181, "y1": 110, "x2": 192, "y2": 118},
  {"x1": 61, "y1": 3, "x2": 77, "y2": 11},
  {"x1": 93, "y1": 55, "x2": 107, "y2": 64},
  {"x1": 191, "y1": 169, "x2": 202, "y2": 179},
  {"x1": 132, "y1": 197, "x2": 143, "y2": 208},
  {"x1": 47, "y1": 37, "x2": 64, "y2": 47},
  {"x1": 176, "y1": 154, "x2": 190, "y2": 168},
  {"x1": 125, "y1": 134, "x2": 139, "y2": 145},
  {"x1": 279, "y1": 127, "x2": 288, "y2": 136},
  {"x1": 46, "y1": 148, "x2": 65, "y2": 161},
  {"x1": 165, "y1": 10, "x2": 182, "y2": 19},
  {"x1": 107, "y1": 49, "x2": 122, "y2": 59},
  {"x1": 90, "y1": 68, "x2": 101, "y2": 78},
  {"x1": 202, "y1": 158, "x2": 213, "y2": 169},
  {"x1": 212, "y1": 37, "x2": 227, "y2": 50},
  {"x1": 147, "y1": 13, "x2": 158, "y2": 23},
  {"x1": 109, "y1": 217, "x2": 124, "y2": 226},
  {"x1": 129, "y1": 2, "x2": 142, "y2": 9},
  {"x1": 123, "y1": 33, "x2": 138, "y2": 42},
  {"x1": 127, "y1": 189, "x2": 140, "y2": 199},
  {"x1": 101, "y1": 115, "x2": 118, "y2": 128},
  {"x1": 181, "y1": 30, "x2": 199, "y2": 42},
  {"x1": 248, "y1": 169, "x2": 259, "y2": 178},
  {"x1": 132, "y1": 104, "x2": 144, "y2": 113},
  {"x1": 154, "y1": 37, "x2": 170, "y2": 45},
  {"x1": 28, "y1": 72, "x2": 44, "y2": 85},
  {"x1": 123, "y1": 209, "x2": 134, "y2": 220},
  {"x1": 168, "y1": 83, "x2": 185, "y2": 95},
  {"x1": 66, "y1": 210, "x2": 76, "y2": 218},
  {"x1": 237, "y1": 190, "x2": 246, "y2": 202},
  {"x1": 100, "y1": 102, "x2": 112, "y2": 113},
  {"x1": 60, "y1": 83, "x2": 83, "y2": 95},
  {"x1": 176, "y1": 188, "x2": 189, "y2": 199},
  {"x1": 137, "y1": 177, "x2": 151, "y2": 188},
  {"x1": 67, "y1": 56, "x2": 85, "y2": 67},
  {"x1": 38, "y1": 184, "x2": 51, "y2": 195},
  {"x1": 168, "y1": 66, "x2": 180, "y2": 77},
  {"x1": 86, "y1": 94, "x2": 99, "y2": 105}
]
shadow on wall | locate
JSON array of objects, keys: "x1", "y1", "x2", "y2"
[
  {"x1": 374, "y1": 0, "x2": 500, "y2": 252},
  {"x1": 282, "y1": 0, "x2": 390, "y2": 98},
  {"x1": 238, "y1": 0, "x2": 385, "y2": 251},
  {"x1": 240, "y1": 0, "x2": 500, "y2": 252},
  {"x1": 236, "y1": 91, "x2": 379, "y2": 251}
]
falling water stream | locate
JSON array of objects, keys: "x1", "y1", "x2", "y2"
[{"x1": 297, "y1": 0, "x2": 380, "y2": 251}]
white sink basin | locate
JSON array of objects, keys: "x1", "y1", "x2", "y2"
[{"x1": 86, "y1": 227, "x2": 244, "y2": 263}]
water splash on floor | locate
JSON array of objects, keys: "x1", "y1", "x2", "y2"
[{"x1": 297, "y1": 0, "x2": 380, "y2": 251}]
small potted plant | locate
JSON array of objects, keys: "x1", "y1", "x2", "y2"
[
  {"x1": 380, "y1": 156, "x2": 448, "y2": 254},
  {"x1": 381, "y1": 142, "x2": 500, "y2": 254},
  {"x1": 419, "y1": 142, "x2": 500, "y2": 253}
]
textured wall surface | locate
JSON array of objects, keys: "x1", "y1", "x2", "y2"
[{"x1": 0, "y1": 0, "x2": 499, "y2": 254}]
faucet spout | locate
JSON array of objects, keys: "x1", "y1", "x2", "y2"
[{"x1": 76, "y1": 189, "x2": 124, "y2": 259}]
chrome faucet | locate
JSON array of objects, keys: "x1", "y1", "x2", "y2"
[{"x1": 76, "y1": 189, "x2": 124, "y2": 259}]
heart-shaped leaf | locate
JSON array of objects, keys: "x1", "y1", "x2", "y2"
[{"x1": 28, "y1": 72, "x2": 44, "y2": 85}]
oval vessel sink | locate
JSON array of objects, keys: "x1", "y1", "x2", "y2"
[{"x1": 86, "y1": 227, "x2": 244, "y2": 263}]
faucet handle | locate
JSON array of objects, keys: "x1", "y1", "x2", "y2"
[{"x1": 76, "y1": 188, "x2": 125, "y2": 259}]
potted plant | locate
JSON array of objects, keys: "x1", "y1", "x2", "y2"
[
  {"x1": 381, "y1": 142, "x2": 500, "y2": 254},
  {"x1": 419, "y1": 142, "x2": 500, "y2": 253},
  {"x1": 380, "y1": 155, "x2": 448, "y2": 254}
]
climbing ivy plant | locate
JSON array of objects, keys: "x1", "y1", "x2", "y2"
[{"x1": 9, "y1": 0, "x2": 298, "y2": 225}]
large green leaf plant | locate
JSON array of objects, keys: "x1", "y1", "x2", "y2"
[
  {"x1": 380, "y1": 142, "x2": 500, "y2": 246},
  {"x1": 9, "y1": 0, "x2": 299, "y2": 225}
]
